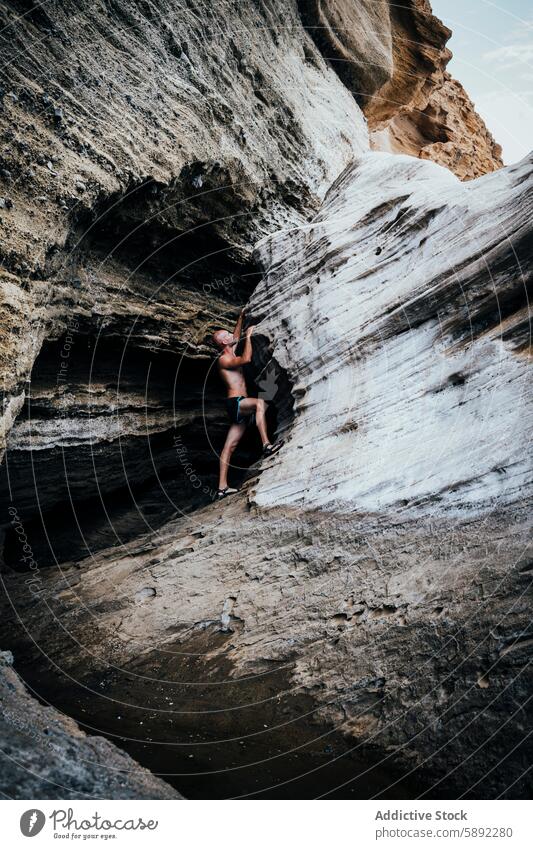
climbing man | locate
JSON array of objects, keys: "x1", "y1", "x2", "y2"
[{"x1": 212, "y1": 309, "x2": 278, "y2": 499}]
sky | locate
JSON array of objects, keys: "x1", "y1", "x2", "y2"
[{"x1": 430, "y1": 0, "x2": 533, "y2": 164}]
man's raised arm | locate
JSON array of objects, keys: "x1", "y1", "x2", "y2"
[{"x1": 233, "y1": 308, "x2": 245, "y2": 342}]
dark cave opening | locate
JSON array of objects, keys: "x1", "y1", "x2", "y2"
[
  {"x1": 67, "y1": 176, "x2": 262, "y2": 306},
  {"x1": 0, "y1": 326, "x2": 286, "y2": 569}
]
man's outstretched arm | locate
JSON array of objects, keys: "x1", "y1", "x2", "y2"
[
  {"x1": 220, "y1": 325, "x2": 255, "y2": 369},
  {"x1": 233, "y1": 308, "x2": 245, "y2": 342}
]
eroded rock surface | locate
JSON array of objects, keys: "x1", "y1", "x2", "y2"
[
  {"x1": 0, "y1": 0, "x2": 368, "y2": 455},
  {"x1": 0, "y1": 0, "x2": 527, "y2": 803},
  {"x1": 0, "y1": 651, "x2": 181, "y2": 799},
  {"x1": 0, "y1": 0, "x2": 369, "y2": 797},
  {"x1": 252, "y1": 152, "x2": 530, "y2": 513},
  {"x1": 370, "y1": 72, "x2": 503, "y2": 181},
  {"x1": 301, "y1": 0, "x2": 502, "y2": 179},
  {"x1": 3, "y1": 152, "x2": 530, "y2": 799}
]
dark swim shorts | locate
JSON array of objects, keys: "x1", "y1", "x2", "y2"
[{"x1": 226, "y1": 396, "x2": 254, "y2": 425}]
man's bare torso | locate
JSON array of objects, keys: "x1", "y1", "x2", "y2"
[{"x1": 218, "y1": 354, "x2": 248, "y2": 398}]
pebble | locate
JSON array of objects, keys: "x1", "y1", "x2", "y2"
[
  {"x1": 0, "y1": 197, "x2": 13, "y2": 209},
  {"x1": 0, "y1": 168, "x2": 12, "y2": 181},
  {"x1": 75, "y1": 180, "x2": 86, "y2": 193}
]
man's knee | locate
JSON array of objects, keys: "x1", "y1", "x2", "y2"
[{"x1": 223, "y1": 436, "x2": 241, "y2": 454}]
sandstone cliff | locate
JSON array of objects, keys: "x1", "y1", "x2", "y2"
[
  {"x1": 301, "y1": 0, "x2": 502, "y2": 179},
  {"x1": 0, "y1": 0, "x2": 527, "y2": 800},
  {"x1": 370, "y1": 72, "x2": 503, "y2": 181},
  {"x1": 0, "y1": 0, "x2": 367, "y2": 457}
]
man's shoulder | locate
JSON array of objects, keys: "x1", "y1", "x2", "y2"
[{"x1": 219, "y1": 353, "x2": 239, "y2": 369}]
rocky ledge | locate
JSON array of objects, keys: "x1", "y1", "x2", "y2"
[{"x1": 0, "y1": 651, "x2": 181, "y2": 799}]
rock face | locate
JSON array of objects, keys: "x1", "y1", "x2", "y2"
[
  {"x1": 0, "y1": 0, "x2": 527, "y2": 801},
  {"x1": 301, "y1": 0, "x2": 502, "y2": 179},
  {"x1": 252, "y1": 152, "x2": 531, "y2": 514},
  {"x1": 2, "y1": 151, "x2": 530, "y2": 799},
  {"x1": 370, "y1": 72, "x2": 503, "y2": 181},
  {"x1": 298, "y1": 0, "x2": 394, "y2": 97},
  {"x1": 0, "y1": 651, "x2": 181, "y2": 799},
  {"x1": 0, "y1": 0, "x2": 367, "y2": 457},
  {"x1": 0, "y1": 0, "x2": 370, "y2": 576}
]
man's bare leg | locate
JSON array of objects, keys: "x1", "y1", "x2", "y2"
[
  {"x1": 238, "y1": 397, "x2": 270, "y2": 447},
  {"x1": 218, "y1": 422, "x2": 246, "y2": 490}
]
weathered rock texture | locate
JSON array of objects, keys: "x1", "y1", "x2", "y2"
[
  {"x1": 0, "y1": 0, "x2": 368, "y2": 457},
  {"x1": 0, "y1": 651, "x2": 181, "y2": 799},
  {"x1": 252, "y1": 152, "x2": 531, "y2": 514},
  {"x1": 0, "y1": 0, "x2": 500, "y2": 472},
  {"x1": 0, "y1": 0, "x2": 372, "y2": 585},
  {"x1": 300, "y1": 0, "x2": 502, "y2": 179},
  {"x1": 2, "y1": 151, "x2": 531, "y2": 799},
  {"x1": 370, "y1": 72, "x2": 503, "y2": 181}
]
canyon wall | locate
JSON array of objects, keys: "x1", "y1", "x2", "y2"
[
  {"x1": 0, "y1": 0, "x2": 371, "y2": 596},
  {"x1": 2, "y1": 151, "x2": 530, "y2": 798},
  {"x1": 0, "y1": 0, "x2": 368, "y2": 459},
  {"x1": 301, "y1": 0, "x2": 503, "y2": 179},
  {"x1": 0, "y1": 1, "x2": 526, "y2": 799}
]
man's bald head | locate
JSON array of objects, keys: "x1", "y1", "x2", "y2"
[{"x1": 212, "y1": 329, "x2": 234, "y2": 349}]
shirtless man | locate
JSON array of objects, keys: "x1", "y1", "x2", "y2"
[{"x1": 212, "y1": 309, "x2": 276, "y2": 498}]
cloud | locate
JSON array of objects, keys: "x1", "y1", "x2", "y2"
[
  {"x1": 474, "y1": 89, "x2": 533, "y2": 164},
  {"x1": 507, "y1": 18, "x2": 533, "y2": 43},
  {"x1": 484, "y1": 42, "x2": 533, "y2": 68}
]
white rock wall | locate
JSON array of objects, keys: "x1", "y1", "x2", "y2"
[{"x1": 251, "y1": 152, "x2": 532, "y2": 517}]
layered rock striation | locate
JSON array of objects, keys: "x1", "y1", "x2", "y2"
[
  {"x1": 0, "y1": 0, "x2": 368, "y2": 455},
  {"x1": 252, "y1": 151, "x2": 531, "y2": 514},
  {"x1": 300, "y1": 0, "x2": 502, "y2": 179},
  {"x1": 3, "y1": 151, "x2": 530, "y2": 798},
  {"x1": 369, "y1": 72, "x2": 503, "y2": 181},
  {"x1": 0, "y1": 0, "x2": 526, "y2": 801}
]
